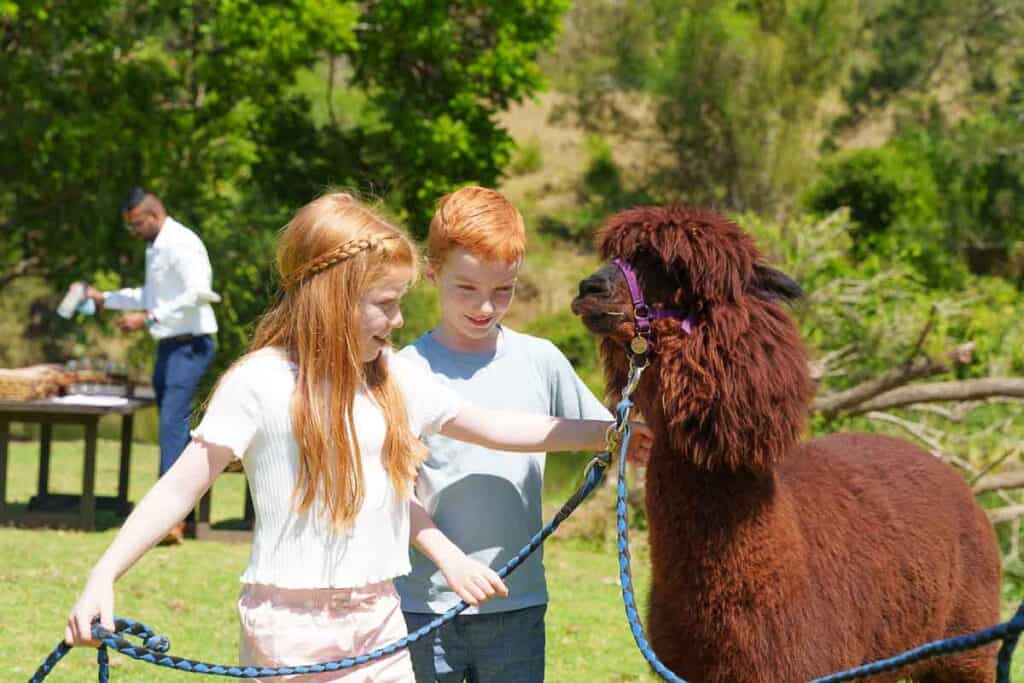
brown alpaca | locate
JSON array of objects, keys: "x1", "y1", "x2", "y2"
[{"x1": 571, "y1": 206, "x2": 1001, "y2": 683}]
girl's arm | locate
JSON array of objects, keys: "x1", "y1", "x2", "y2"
[
  {"x1": 64, "y1": 438, "x2": 235, "y2": 646},
  {"x1": 409, "y1": 497, "x2": 508, "y2": 606},
  {"x1": 439, "y1": 404, "x2": 652, "y2": 463}
]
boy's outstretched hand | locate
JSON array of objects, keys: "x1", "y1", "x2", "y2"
[{"x1": 441, "y1": 554, "x2": 509, "y2": 607}]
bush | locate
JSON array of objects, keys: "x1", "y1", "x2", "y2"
[
  {"x1": 803, "y1": 141, "x2": 957, "y2": 286},
  {"x1": 508, "y1": 138, "x2": 544, "y2": 176}
]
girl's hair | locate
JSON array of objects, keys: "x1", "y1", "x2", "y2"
[{"x1": 250, "y1": 191, "x2": 426, "y2": 530}]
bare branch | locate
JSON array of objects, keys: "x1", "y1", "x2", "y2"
[
  {"x1": 0, "y1": 256, "x2": 43, "y2": 291},
  {"x1": 970, "y1": 447, "x2": 1021, "y2": 485},
  {"x1": 814, "y1": 356, "x2": 950, "y2": 417},
  {"x1": 904, "y1": 304, "x2": 938, "y2": 363},
  {"x1": 907, "y1": 403, "x2": 960, "y2": 421},
  {"x1": 852, "y1": 378, "x2": 1024, "y2": 415},
  {"x1": 987, "y1": 505, "x2": 1024, "y2": 526},
  {"x1": 973, "y1": 469, "x2": 1024, "y2": 495}
]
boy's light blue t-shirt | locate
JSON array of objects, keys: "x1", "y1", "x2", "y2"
[{"x1": 395, "y1": 326, "x2": 611, "y2": 615}]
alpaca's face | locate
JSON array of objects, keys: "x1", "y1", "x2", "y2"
[
  {"x1": 572, "y1": 208, "x2": 803, "y2": 350},
  {"x1": 573, "y1": 207, "x2": 811, "y2": 472},
  {"x1": 570, "y1": 253, "x2": 683, "y2": 346}
]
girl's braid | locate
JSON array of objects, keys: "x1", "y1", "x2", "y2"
[{"x1": 285, "y1": 238, "x2": 384, "y2": 289}]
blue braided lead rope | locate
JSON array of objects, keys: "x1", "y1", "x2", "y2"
[
  {"x1": 613, "y1": 397, "x2": 686, "y2": 683},
  {"x1": 28, "y1": 456, "x2": 610, "y2": 682},
  {"x1": 610, "y1": 393, "x2": 1024, "y2": 683}
]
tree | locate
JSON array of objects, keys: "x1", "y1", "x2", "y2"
[
  {"x1": 546, "y1": 0, "x2": 861, "y2": 213},
  {"x1": 833, "y1": 0, "x2": 1022, "y2": 135},
  {"x1": 1, "y1": 0, "x2": 566, "y2": 376}
]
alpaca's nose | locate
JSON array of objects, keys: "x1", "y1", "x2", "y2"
[{"x1": 578, "y1": 275, "x2": 610, "y2": 298}]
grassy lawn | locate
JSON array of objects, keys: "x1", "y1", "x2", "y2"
[
  {"x1": 7, "y1": 438, "x2": 1024, "y2": 682},
  {"x1": 3, "y1": 438, "x2": 659, "y2": 682}
]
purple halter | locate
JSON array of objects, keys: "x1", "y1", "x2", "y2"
[{"x1": 612, "y1": 258, "x2": 696, "y2": 351}]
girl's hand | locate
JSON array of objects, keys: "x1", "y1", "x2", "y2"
[
  {"x1": 440, "y1": 554, "x2": 509, "y2": 607},
  {"x1": 624, "y1": 421, "x2": 653, "y2": 466},
  {"x1": 64, "y1": 572, "x2": 116, "y2": 647}
]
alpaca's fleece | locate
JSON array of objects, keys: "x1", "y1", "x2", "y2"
[{"x1": 572, "y1": 206, "x2": 1001, "y2": 683}]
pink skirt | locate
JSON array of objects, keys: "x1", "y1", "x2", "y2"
[{"x1": 237, "y1": 581, "x2": 414, "y2": 682}]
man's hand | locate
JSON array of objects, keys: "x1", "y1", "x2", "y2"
[
  {"x1": 85, "y1": 286, "x2": 105, "y2": 309},
  {"x1": 116, "y1": 312, "x2": 147, "y2": 332}
]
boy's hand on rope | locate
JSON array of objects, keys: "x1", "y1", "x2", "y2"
[
  {"x1": 64, "y1": 572, "x2": 115, "y2": 647},
  {"x1": 441, "y1": 555, "x2": 509, "y2": 607},
  {"x1": 624, "y1": 421, "x2": 653, "y2": 466}
]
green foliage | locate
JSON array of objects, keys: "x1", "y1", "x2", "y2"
[
  {"x1": 807, "y1": 98, "x2": 1024, "y2": 285},
  {"x1": 343, "y1": 0, "x2": 569, "y2": 232},
  {"x1": 508, "y1": 137, "x2": 545, "y2": 176},
  {"x1": 739, "y1": 210, "x2": 1024, "y2": 382},
  {"x1": 932, "y1": 102, "x2": 1024, "y2": 277},
  {"x1": 535, "y1": 135, "x2": 652, "y2": 245},
  {"x1": 738, "y1": 210, "x2": 1024, "y2": 480},
  {"x1": 802, "y1": 141, "x2": 955, "y2": 285},
  {"x1": 1, "y1": 0, "x2": 566, "y2": 381},
  {"x1": 547, "y1": 0, "x2": 862, "y2": 211},
  {"x1": 834, "y1": 0, "x2": 1021, "y2": 133}
]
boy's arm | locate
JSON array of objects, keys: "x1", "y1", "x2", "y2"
[{"x1": 409, "y1": 497, "x2": 508, "y2": 606}]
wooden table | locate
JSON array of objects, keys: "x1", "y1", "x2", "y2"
[{"x1": 0, "y1": 395, "x2": 155, "y2": 531}]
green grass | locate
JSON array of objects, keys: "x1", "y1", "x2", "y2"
[
  {"x1": 7, "y1": 438, "x2": 1024, "y2": 682},
  {"x1": 3, "y1": 439, "x2": 658, "y2": 681}
]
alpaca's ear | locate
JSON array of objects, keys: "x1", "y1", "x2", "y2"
[{"x1": 751, "y1": 264, "x2": 802, "y2": 302}]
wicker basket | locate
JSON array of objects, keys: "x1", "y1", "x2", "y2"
[{"x1": 0, "y1": 365, "x2": 70, "y2": 401}]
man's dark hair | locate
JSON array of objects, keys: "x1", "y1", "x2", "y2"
[{"x1": 121, "y1": 186, "x2": 147, "y2": 213}]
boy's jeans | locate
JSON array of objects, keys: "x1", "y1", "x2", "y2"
[{"x1": 403, "y1": 605, "x2": 546, "y2": 683}]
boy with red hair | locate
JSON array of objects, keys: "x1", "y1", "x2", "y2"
[{"x1": 397, "y1": 187, "x2": 611, "y2": 682}]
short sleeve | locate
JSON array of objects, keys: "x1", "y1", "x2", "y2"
[
  {"x1": 191, "y1": 359, "x2": 263, "y2": 460},
  {"x1": 388, "y1": 352, "x2": 465, "y2": 437},
  {"x1": 547, "y1": 343, "x2": 612, "y2": 421}
]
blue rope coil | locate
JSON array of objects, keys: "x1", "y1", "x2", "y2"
[
  {"x1": 610, "y1": 393, "x2": 1024, "y2": 683},
  {"x1": 28, "y1": 455, "x2": 610, "y2": 682}
]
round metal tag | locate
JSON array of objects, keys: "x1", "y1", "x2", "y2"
[{"x1": 629, "y1": 336, "x2": 649, "y2": 355}]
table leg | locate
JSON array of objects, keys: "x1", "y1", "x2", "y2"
[
  {"x1": 117, "y1": 414, "x2": 134, "y2": 514},
  {"x1": 80, "y1": 418, "x2": 98, "y2": 531},
  {"x1": 0, "y1": 420, "x2": 9, "y2": 517},
  {"x1": 37, "y1": 421, "x2": 52, "y2": 501}
]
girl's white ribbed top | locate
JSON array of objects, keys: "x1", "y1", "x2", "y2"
[{"x1": 192, "y1": 347, "x2": 463, "y2": 589}]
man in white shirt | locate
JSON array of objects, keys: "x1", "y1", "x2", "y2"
[{"x1": 86, "y1": 188, "x2": 219, "y2": 543}]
